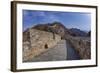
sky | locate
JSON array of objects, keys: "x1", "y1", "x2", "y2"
[{"x1": 23, "y1": 10, "x2": 91, "y2": 31}]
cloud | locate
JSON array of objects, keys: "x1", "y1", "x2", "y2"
[{"x1": 23, "y1": 10, "x2": 91, "y2": 31}]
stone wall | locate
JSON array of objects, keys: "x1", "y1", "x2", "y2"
[
  {"x1": 67, "y1": 37, "x2": 91, "y2": 59},
  {"x1": 23, "y1": 29, "x2": 61, "y2": 62}
]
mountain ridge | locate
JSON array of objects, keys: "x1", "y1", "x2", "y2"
[{"x1": 24, "y1": 22, "x2": 89, "y2": 38}]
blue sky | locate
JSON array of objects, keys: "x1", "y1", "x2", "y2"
[{"x1": 23, "y1": 10, "x2": 91, "y2": 31}]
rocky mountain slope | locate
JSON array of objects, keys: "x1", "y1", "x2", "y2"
[{"x1": 69, "y1": 28, "x2": 88, "y2": 37}]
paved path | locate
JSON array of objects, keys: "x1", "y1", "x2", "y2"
[
  {"x1": 27, "y1": 40, "x2": 67, "y2": 62},
  {"x1": 66, "y1": 41, "x2": 80, "y2": 60}
]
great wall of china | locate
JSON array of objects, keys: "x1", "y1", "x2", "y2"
[
  {"x1": 23, "y1": 29, "x2": 61, "y2": 62},
  {"x1": 23, "y1": 25, "x2": 91, "y2": 62}
]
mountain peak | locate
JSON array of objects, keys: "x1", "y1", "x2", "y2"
[{"x1": 69, "y1": 28, "x2": 87, "y2": 37}]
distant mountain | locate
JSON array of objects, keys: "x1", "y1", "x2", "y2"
[
  {"x1": 69, "y1": 28, "x2": 87, "y2": 37},
  {"x1": 24, "y1": 22, "x2": 89, "y2": 40}
]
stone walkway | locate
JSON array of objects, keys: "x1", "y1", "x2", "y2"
[{"x1": 27, "y1": 40, "x2": 67, "y2": 62}]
